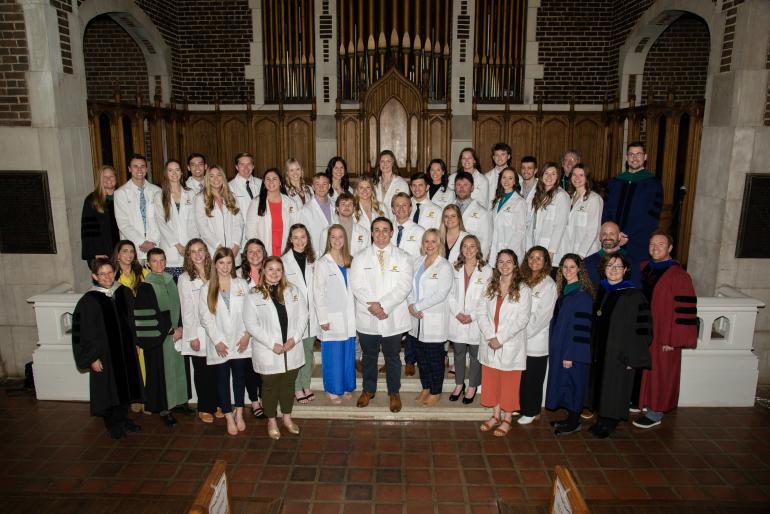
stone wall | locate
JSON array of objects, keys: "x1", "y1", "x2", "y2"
[{"x1": 0, "y1": 0, "x2": 31, "y2": 126}]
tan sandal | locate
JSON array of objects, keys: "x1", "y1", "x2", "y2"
[
  {"x1": 494, "y1": 419, "x2": 512, "y2": 437},
  {"x1": 480, "y1": 416, "x2": 500, "y2": 432}
]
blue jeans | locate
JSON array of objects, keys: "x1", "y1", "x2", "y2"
[{"x1": 214, "y1": 358, "x2": 248, "y2": 413}]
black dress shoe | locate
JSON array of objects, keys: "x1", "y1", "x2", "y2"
[
  {"x1": 161, "y1": 413, "x2": 178, "y2": 427},
  {"x1": 462, "y1": 388, "x2": 477, "y2": 405},
  {"x1": 123, "y1": 419, "x2": 142, "y2": 433},
  {"x1": 108, "y1": 426, "x2": 126, "y2": 440},
  {"x1": 550, "y1": 419, "x2": 568, "y2": 428},
  {"x1": 554, "y1": 423, "x2": 581, "y2": 436},
  {"x1": 449, "y1": 384, "x2": 465, "y2": 402},
  {"x1": 173, "y1": 404, "x2": 196, "y2": 416}
]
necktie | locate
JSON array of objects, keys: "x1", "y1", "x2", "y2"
[
  {"x1": 246, "y1": 179, "x2": 254, "y2": 199},
  {"x1": 412, "y1": 203, "x2": 421, "y2": 223},
  {"x1": 138, "y1": 185, "x2": 147, "y2": 233},
  {"x1": 377, "y1": 249, "x2": 385, "y2": 273},
  {"x1": 397, "y1": 225, "x2": 404, "y2": 247}
]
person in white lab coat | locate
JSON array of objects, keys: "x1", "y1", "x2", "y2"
[
  {"x1": 409, "y1": 172, "x2": 442, "y2": 231},
  {"x1": 300, "y1": 173, "x2": 336, "y2": 252},
  {"x1": 114, "y1": 154, "x2": 161, "y2": 261},
  {"x1": 449, "y1": 148, "x2": 490, "y2": 209},
  {"x1": 476, "y1": 249, "x2": 531, "y2": 437},
  {"x1": 355, "y1": 174, "x2": 390, "y2": 231},
  {"x1": 319, "y1": 192, "x2": 370, "y2": 256},
  {"x1": 244, "y1": 168, "x2": 298, "y2": 257},
  {"x1": 185, "y1": 152, "x2": 207, "y2": 194},
  {"x1": 517, "y1": 246, "x2": 558, "y2": 425},
  {"x1": 154, "y1": 159, "x2": 198, "y2": 278},
  {"x1": 519, "y1": 155, "x2": 539, "y2": 208},
  {"x1": 284, "y1": 158, "x2": 313, "y2": 208},
  {"x1": 350, "y1": 217, "x2": 414, "y2": 413},
  {"x1": 238, "y1": 238, "x2": 268, "y2": 417},
  {"x1": 485, "y1": 143, "x2": 513, "y2": 208},
  {"x1": 280, "y1": 223, "x2": 318, "y2": 404},
  {"x1": 177, "y1": 238, "x2": 217, "y2": 423},
  {"x1": 525, "y1": 163, "x2": 571, "y2": 262},
  {"x1": 193, "y1": 165, "x2": 243, "y2": 263},
  {"x1": 489, "y1": 167, "x2": 527, "y2": 263},
  {"x1": 198, "y1": 247, "x2": 251, "y2": 436},
  {"x1": 228, "y1": 153, "x2": 263, "y2": 236},
  {"x1": 314, "y1": 224, "x2": 357, "y2": 403},
  {"x1": 408, "y1": 229, "x2": 453, "y2": 407},
  {"x1": 454, "y1": 171, "x2": 493, "y2": 259},
  {"x1": 559, "y1": 163, "x2": 603, "y2": 258},
  {"x1": 447, "y1": 234, "x2": 492, "y2": 405},
  {"x1": 243, "y1": 256, "x2": 308, "y2": 440},
  {"x1": 439, "y1": 204, "x2": 470, "y2": 265},
  {"x1": 373, "y1": 150, "x2": 409, "y2": 212},
  {"x1": 427, "y1": 159, "x2": 455, "y2": 209},
  {"x1": 390, "y1": 192, "x2": 425, "y2": 259},
  {"x1": 325, "y1": 156, "x2": 354, "y2": 199}
]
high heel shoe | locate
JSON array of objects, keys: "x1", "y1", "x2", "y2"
[
  {"x1": 449, "y1": 384, "x2": 465, "y2": 402},
  {"x1": 462, "y1": 387, "x2": 477, "y2": 405},
  {"x1": 267, "y1": 424, "x2": 281, "y2": 440},
  {"x1": 283, "y1": 422, "x2": 300, "y2": 435}
]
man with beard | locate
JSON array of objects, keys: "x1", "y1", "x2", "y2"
[
  {"x1": 485, "y1": 143, "x2": 512, "y2": 207},
  {"x1": 583, "y1": 221, "x2": 640, "y2": 290},
  {"x1": 519, "y1": 156, "x2": 538, "y2": 208},
  {"x1": 186, "y1": 153, "x2": 207, "y2": 194},
  {"x1": 560, "y1": 149, "x2": 581, "y2": 190}
]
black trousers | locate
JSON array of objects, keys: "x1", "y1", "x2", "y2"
[
  {"x1": 191, "y1": 355, "x2": 217, "y2": 414},
  {"x1": 102, "y1": 403, "x2": 128, "y2": 430},
  {"x1": 519, "y1": 355, "x2": 548, "y2": 417},
  {"x1": 414, "y1": 341, "x2": 445, "y2": 395},
  {"x1": 359, "y1": 332, "x2": 402, "y2": 395},
  {"x1": 245, "y1": 365, "x2": 262, "y2": 402}
]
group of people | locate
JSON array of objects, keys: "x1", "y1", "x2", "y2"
[{"x1": 75, "y1": 141, "x2": 697, "y2": 441}]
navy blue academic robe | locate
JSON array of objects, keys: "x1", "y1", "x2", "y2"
[
  {"x1": 545, "y1": 287, "x2": 593, "y2": 413},
  {"x1": 601, "y1": 170, "x2": 663, "y2": 263}
]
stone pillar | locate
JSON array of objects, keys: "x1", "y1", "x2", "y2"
[
  {"x1": 449, "y1": 0, "x2": 475, "y2": 170},
  {"x1": 0, "y1": 0, "x2": 92, "y2": 377},
  {"x1": 688, "y1": 0, "x2": 770, "y2": 381},
  {"x1": 314, "y1": 0, "x2": 337, "y2": 173},
  {"x1": 245, "y1": 0, "x2": 266, "y2": 106},
  {"x1": 523, "y1": 0, "x2": 543, "y2": 104}
]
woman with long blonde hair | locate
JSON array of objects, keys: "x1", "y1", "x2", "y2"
[
  {"x1": 81, "y1": 165, "x2": 120, "y2": 268},
  {"x1": 155, "y1": 159, "x2": 198, "y2": 278},
  {"x1": 284, "y1": 158, "x2": 313, "y2": 206},
  {"x1": 439, "y1": 204, "x2": 469, "y2": 265},
  {"x1": 193, "y1": 165, "x2": 243, "y2": 262},
  {"x1": 355, "y1": 174, "x2": 389, "y2": 231}
]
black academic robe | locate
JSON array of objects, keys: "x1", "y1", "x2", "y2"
[
  {"x1": 71, "y1": 286, "x2": 142, "y2": 416},
  {"x1": 587, "y1": 285, "x2": 652, "y2": 420},
  {"x1": 80, "y1": 193, "x2": 119, "y2": 262}
]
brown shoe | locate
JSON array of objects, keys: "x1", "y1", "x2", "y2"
[
  {"x1": 422, "y1": 394, "x2": 441, "y2": 407},
  {"x1": 404, "y1": 363, "x2": 416, "y2": 376},
  {"x1": 389, "y1": 393, "x2": 402, "y2": 413},
  {"x1": 415, "y1": 389, "x2": 430, "y2": 403},
  {"x1": 355, "y1": 359, "x2": 363, "y2": 373},
  {"x1": 378, "y1": 365, "x2": 386, "y2": 373},
  {"x1": 198, "y1": 412, "x2": 214, "y2": 423},
  {"x1": 357, "y1": 391, "x2": 375, "y2": 408}
]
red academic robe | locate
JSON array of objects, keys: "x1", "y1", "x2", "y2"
[{"x1": 639, "y1": 262, "x2": 697, "y2": 412}]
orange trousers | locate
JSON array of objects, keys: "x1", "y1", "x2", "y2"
[{"x1": 480, "y1": 365, "x2": 522, "y2": 413}]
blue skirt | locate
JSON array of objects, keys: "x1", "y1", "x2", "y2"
[{"x1": 321, "y1": 337, "x2": 356, "y2": 395}]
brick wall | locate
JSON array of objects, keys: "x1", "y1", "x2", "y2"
[
  {"x1": 50, "y1": 0, "x2": 73, "y2": 74},
  {"x1": 83, "y1": 15, "x2": 150, "y2": 102},
  {"x1": 720, "y1": 0, "x2": 745, "y2": 73},
  {"x1": 607, "y1": 0, "x2": 656, "y2": 100},
  {"x1": 0, "y1": 0, "x2": 31, "y2": 126},
  {"x1": 765, "y1": 35, "x2": 770, "y2": 127},
  {"x1": 641, "y1": 14, "x2": 710, "y2": 104}
]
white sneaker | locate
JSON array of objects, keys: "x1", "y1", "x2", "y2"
[{"x1": 517, "y1": 415, "x2": 538, "y2": 425}]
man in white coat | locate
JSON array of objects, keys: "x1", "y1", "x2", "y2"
[
  {"x1": 301, "y1": 173, "x2": 337, "y2": 252},
  {"x1": 114, "y1": 154, "x2": 161, "y2": 261},
  {"x1": 351, "y1": 217, "x2": 414, "y2": 413},
  {"x1": 519, "y1": 156, "x2": 538, "y2": 208},
  {"x1": 454, "y1": 171, "x2": 493, "y2": 259},
  {"x1": 485, "y1": 143, "x2": 512, "y2": 207},
  {"x1": 390, "y1": 193, "x2": 425, "y2": 260},
  {"x1": 409, "y1": 172, "x2": 442, "y2": 231},
  {"x1": 186, "y1": 152, "x2": 207, "y2": 194},
  {"x1": 229, "y1": 152, "x2": 263, "y2": 233}
]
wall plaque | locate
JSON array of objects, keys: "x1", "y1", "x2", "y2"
[
  {"x1": 0, "y1": 171, "x2": 57, "y2": 254},
  {"x1": 736, "y1": 174, "x2": 770, "y2": 258}
]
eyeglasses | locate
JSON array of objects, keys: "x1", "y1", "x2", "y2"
[{"x1": 626, "y1": 152, "x2": 645, "y2": 158}]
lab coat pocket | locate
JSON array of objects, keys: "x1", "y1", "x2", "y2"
[{"x1": 326, "y1": 312, "x2": 347, "y2": 340}]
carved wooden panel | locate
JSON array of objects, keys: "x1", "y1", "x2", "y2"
[
  {"x1": 428, "y1": 115, "x2": 448, "y2": 167},
  {"x1": 475, "y1": 117, "x2": 504, "y2": 171},
  {"x1": 540, "y1": 117, "x2": 568, "y2": 165},
  {"x1": 221, "y1": 115, "x2": 248, "y2": 177},
  {"x1": 252, "y1": 117, "x2": 280, "y2": 172},
  {"x1": 337, "y1": 113, "x2": 361, "y2": 174},
  {"x1": 573, "y1": 117, "x2": 604, "y2": 179},
  {"x1": 286, "y1": 116, "x2": 315, "y2": 173},
  {"x1": 508, "y1": 117, "x2": 536, "y2": 168},
  {"x1": 188, "y1": 116, "x2": 218, "y2": 165},
  {"x1": 380, "y1": 97, "x2": 409, "y2": 168}
]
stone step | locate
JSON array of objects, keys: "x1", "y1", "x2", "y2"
[{"x1": 305, "y1": 363, "x2": 466, "y2": 392}]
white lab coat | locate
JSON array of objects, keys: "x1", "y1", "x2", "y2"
[
  {"x1": 300, "y1": 197, "x2": 337, "y2": 254},
  {"x1": 177, "y1": 272, "x2": 207, "y2": 357},
  {"x1": 485, "y1": 167, "x2": 506, "y2": 208},
  {"x1": 445, "y1": 230, "x2": 470, "y2": 266},
  {"x1": 198, "y1": 278, "x2": 251, "y2": 365},
  {"x1": 154, "y1": 188, "x2": 199, "y2": 267},
  {"x1": 489, "y1": 193, "x2": 528, "y2": 264},
  {"x1": 186, "y1": 176, "x2": 204, "y2": 195},
  {"x1": 525, "y1": 276, "x2": 558, "y2": 357},
  {"x1": 243, "y1": 285, "x2": 308, "y2": 375},
  {"x1": 407, "y1": 255, "x2": 453, "y2": 342},
  {"x1": 356, "y1": 203, "x2": 392, "y2": 233},
  {"x1": 447, "y1": 264, "x2": 492, "y2": 344},
  {"x1": 350, "y1": 244, "x2": 414, "y2": 337},
  {"x1": 229, "y1": 174, "x2": 263, "y2": 229},
  {"x1": 525, "y1": 189, "x2": 570, "y2": 260},
  {"x1": 391, "y1": 220, "x2": 425, "y2": 259},
  {"x1": 313, "y1": 254, "x2": 356, "y2": 341},
  {"x1": 282, "y1": 250, "x2": 318, "y2": 339},
  {"x1": 193, "y1": 195, "x2": 244, "y2": 262},
  {"x1": 319, "y1": 222, "x2": 370, "y2": 256},
  {"x1": 460, "y1": 200, "x2": 493, "y2": 259},
  {"x1": 113, "y1": 180, "x2": 162, "y2": 260},
  {"x1": 520, "y1": 178, "x2": 537, "y2": 208},
  {"x1": 476, "y1": 285, "x2": 532, "y2": 371},
  {"x1": 430, "y1": 186, "x2": 455, "y2": 210},
  {"x1": 244, "y1": 194, "x2": 299, "y2": 256},
  {"x1": 449, "y1": 170, "x2": 491, "y2": 209},
  {"x1": 374, "y1": 175, "x2": 409, "y2": 215},
  {"x1": 411, "y1": 198, "x2": 442, "y2": 231},
  {"x1": 559, "y1": 191, "x2": 603, "y2": 258}
]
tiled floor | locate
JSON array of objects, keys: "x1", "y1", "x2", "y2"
[{"x1": 1, "y1": 388, "x2": 770, "y2": 513}]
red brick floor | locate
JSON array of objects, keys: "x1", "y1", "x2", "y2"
[{"x1": 1, "y1": 391, "x2": 770, "y2": 513}]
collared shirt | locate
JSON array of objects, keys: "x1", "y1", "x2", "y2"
[{"x1": 456, "y1": 197, "x2": 472, "y2": 215}]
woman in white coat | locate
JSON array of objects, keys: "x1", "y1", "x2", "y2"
[
  {"x1": 373, "y1": 150, "x2": 409, "y2": 213},
  {"x1": 355, "y1": 174, "x2": 390, "y2": 231},
  {"x1": 447, "y1": 235, "x2": 492, "y2": 405},
  {"x1": 239, "y1": 238, "x2": 268, "y2": 418},
  {"x1": 155, "y1": 159, "x2": 199, "y2": 278},
  {"x1": 489, "y1": 167, "x2": 527, "y2": 264},
  {"x1": 408, "y1": 229, "x2": 454, "y2": 407},
  {"x1": 314, "y1": 224, "x2": 357, "y2": 403},
  {"x1": 245, "y1": 168, "x2": 298, "y2": 257},
  {"x1": 560, "y1": 163, "x2": 603, "y2": 258},
  {"x1": 516, "y1": 246, "x2": 558, "y2": 425},
  {"x1": 477, "y1": 249, "x2": 531, "y2": 437},
  {"x1": 194, "y1": 165, "x2": 243, "y2": 263},
  {"x1": 281, "y1": 224, "x2": 318, "y2": 404},
  {"x1": 198, "y1": 247, "x2": 251, "y2": 436},
  {"x1": 525, "y1": 162, "x2": 570, "y2": 262},
  {"x1": 243, "y1": 256, "x2": 308, "y2": 440},
  {"x1": 177, "y1": 238, "x2": 218, "y2": 423},
  {"x1": 427, "y1": 159, "x2": 455, "y2": 209},
  {"x1": 439, "y1": 204, "x2": 469, "y2": 265}
]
